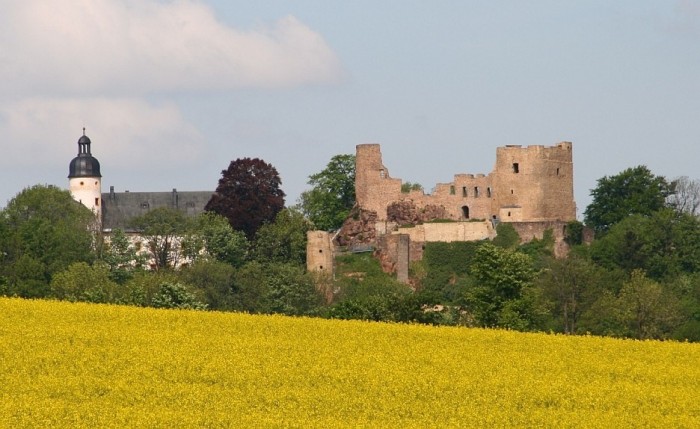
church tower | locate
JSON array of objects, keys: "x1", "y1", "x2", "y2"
[{"x1": 68, "y1": 128, "x2": 102, "y2": 222}]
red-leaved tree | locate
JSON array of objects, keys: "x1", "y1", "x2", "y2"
[{"x1": 205, "y1": 158, "x2": 285, "y2": 239}]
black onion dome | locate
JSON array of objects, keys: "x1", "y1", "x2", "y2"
[{"x1": 68, "y1": 129, "x2": 102, "y2": 178}]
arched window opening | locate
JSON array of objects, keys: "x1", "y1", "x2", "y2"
[
  {"x1": 474, "y1": 187, "x2": 479, "y2": 198},
  {"x1": 487, "y1": 187, "x2": 492, "y2": 197}
]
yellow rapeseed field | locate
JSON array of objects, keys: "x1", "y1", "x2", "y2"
[{"x1": 0, "y1": 297, "x2": 698, "y2": 428}]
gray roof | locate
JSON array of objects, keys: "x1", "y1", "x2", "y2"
[
  {"x1": 101, "y1": 188, "x2": 213, "y2": 231},
  {"x1": 69, "y1": 133, "x2": 102, "y2": 178}
]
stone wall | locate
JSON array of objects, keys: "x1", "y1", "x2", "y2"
[
  {"x1": 306, "y1": 231, "x2": 334, "y2": 273},
  {"x1": 355, "y1": 142, "x2": 576, "y2": 224}
]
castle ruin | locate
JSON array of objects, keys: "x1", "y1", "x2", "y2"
[{"x1": 307, "y1": 142, "x2": 577, "y2": 280}]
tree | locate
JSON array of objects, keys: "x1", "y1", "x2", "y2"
[
  {"x1": 252, "y1": 208, "x2": 313, "y2": 266},
  {"x1": 584, "y1": 166, "x2": 670, "y2": 234},
  {"x1": 299, "y1": 154, "x2": 355, "y2": 231},
  {"x1": 178, "y1": 259, "x2": 236, "y2": 310},
  {"x1": 590, "y1": 209, "x2": 700, "y2": 280},
  {"x1": 668, "y1": 176, "x2": 700, "y2": 216},
  {"x1": 466, "y1": 243, "x2": 537, "y2": 329},
  {"x1": 129, "y1": 207, "x2": 192, "y2": 270},
  {"x1": 0, "y1": 185, "x2": 96, "y2": 297},
  {"x1": 537, "y1": 255, "x2": 604, "y2": 334},
  {"x1": 206, "y1": 158, "x2": 285, "y2": 239},
  {"x1": 100, "y1": 228, "x2": 146, "y2": 284},
  {"x1": 50, "y1": 262, "x2": 120, "y2": 303},
  {"x1": 188, "y1": 212, "x2": 248, "y2": 268},
  {"x1": 617, "y1": 270, "x2": 682, "y2": 339},
  {"x1": 401, "y1": 182, "x2": 423, "y2": 193},
  {"x1": 151, "y1": 282, "x2": 207, "y2": 310}
]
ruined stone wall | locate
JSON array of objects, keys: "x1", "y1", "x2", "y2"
[
  {"x1": 355, "y1": 142, "x2": 575, "y2": 224},
  {"x1": 355, "y1": 144, "x2": 402, "y2": 217},
  {"x1": 508, "y1": 221, "x2": 570, "y2": 258},
  {"x1": 306, "y1": 231, "x2": 334, "y2": 274},
  {"x1": 491, "y1": 142, "x2": 575, "y2": 222},
  {"x1": 393, "y1": 221, "x2": 495, "y2": 243}
]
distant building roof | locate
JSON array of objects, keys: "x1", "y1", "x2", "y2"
[{"x1": 101, "y1": 187, "x2": 213, "y2": 231}]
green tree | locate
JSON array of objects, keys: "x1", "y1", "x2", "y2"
[
  {"x1": 178, "y1": 259, "x2": 236, "y2": 310},
  {"x1": 617, "y1": 270, "x2": 682, "y2": 339},
  {"x1": 206, "y1": 158, "x2": 285, "y2": 239},
  {"x1": 0, "y1": 185, "x2": 96, "y2": 297},
  {"x1": 584, "y1": 166, "x2": 670, "y2": 234},
  {"x1": 188, "y1": 212, "x2": 248, "y2": 267},
  {"x1": 401, "y1": 182, "x2": 423, "y2": 193},
  {"x1": 537, "y1": 255, "x2": 605, "y2": 334},
  {"x1": 466, "y1": 243, "x2": 537, "y2": 329},
  {"x1": 299, "y1": 154, "x2": 355, "y2": 231},
  {"x1": 129, "y1": 207, "x2": 192, "y2": 270},
  {"x1": 492, "y1": 222, "x2": 520, "y2": 249},
  {"x1": 590, "y1": 209, "x2": 700, "y2": 280},
  {"x1": 151, "y1": 282, "x2": 207, "y2": 310},
  {"x1": 50, "y1": 262, "x2": 120, "y2": 303},
  {"x1": 100, "y1": 228, "x2": 146, "y2": 284},
  {"x1": 252, "y1": 208, "x2": 313, "y2": 266}
]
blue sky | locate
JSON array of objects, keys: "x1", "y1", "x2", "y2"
[{"x1": 1, "y1": 1, "x2": 699, "y2": 218}]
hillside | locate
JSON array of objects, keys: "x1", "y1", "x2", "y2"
[{"x1": 1, "y1": 297, "x2": 698, "y2": 428}]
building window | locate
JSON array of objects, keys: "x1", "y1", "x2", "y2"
[
  {"x1": 140, "y1": 202, "x2": 149, "y2": 209},
  {"x1": 319, "y1": 249, "x2": 323, "y2": 253},
  {"x1": 508, "y1": 211, "x2": 511, "y2": 217},
  {"x1": 513, "y1": 163, "x2": 519, "y2": 173},
  {"x1": 486, "y1": 187, "x2": 492, "y2": 197},
  {"x1": 556, "y1": 167, "x2": 560, "y2": 176},
  {"x1": 379, "y1": 169, "x2": 385, "y2": 179},
  {"x1": 474, "y1": 187, "x2": 479, "y2": 198},
  {"x1": 462, "y1": 206, "x2": 470, "y2": 219},
  {"x1": 95, "y1": 198, "x2": 99, "y2": 206},
  {"x1": 450, "y1": 185, "x2": 455, "y2": 195},
  {"x1": 80, "y1": 181, "x2": 84, "y2": 186},
  {"x1": 462, "y1": 187, "x2": 467, "y2": 197},
  {"x1": 511, "y1": 189, "x2": 514, "y2": 194}
]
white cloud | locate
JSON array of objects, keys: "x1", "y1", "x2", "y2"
[
  {"x1": 0, "y1": 98, "x2": 203, "y2": 169},
  {"x1": 0, "y1": 0, "x2": 343, "y2": 96}
]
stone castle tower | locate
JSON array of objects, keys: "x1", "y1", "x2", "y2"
[
  {"x1": 354, "y1": 142, "x2": 576, "y2": 223},
  {"x1": 68, "y1": 128, "x2": 102, "y2": 221}
]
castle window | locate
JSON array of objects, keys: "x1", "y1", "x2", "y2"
[
  {"x1": 462, "y1": 187, "x2": 467, "y2": 197},
  {"x1": 511, "y1": 189, "x2": 514, "y2": 194},
  {"x1": 556, "y1": 167, "x2": 560, "y2": 176},
  {"x1": 319, "y1": 265, "x2": 324, "y2": 270},
  {"x1": 319, "y1": 249, "x2": 323, "y2": 253},
  {"x1": 486, "y1": 187, "x2": 492, "y2": 197},
  {"x1": 508, "y1": 211, "x2": 511, "y2": 217},
  {"x1": 462, "y1": 206, "x2": 470, "y2": 219},
  {"x1": 450, "y1": 185, "x2": 455, "y2": 195},
  {"x1": 379, "y1": 169, "x2": 385, "y2": 179},
  {"x1": 95, "y1": 198, "x2": 99, "y2": 206},
  {"x1": 474, "y1": 187, "x2": 479, "y2": 198},
  {"x1": 140, "y1": 202, "x2": 149, "y2": 209},
  {"x1": 513, "y1": 163, "x2": 519, "y2": 173}
]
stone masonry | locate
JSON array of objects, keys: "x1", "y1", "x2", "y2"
[{"x1": 308, "y1": 142, "x2": 577, "y2": 283}]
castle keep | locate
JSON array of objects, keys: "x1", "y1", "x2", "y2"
[
  {"x1": 308, "y1": 142, "x2": 577, "y2": 277},
  {"x1": 355, "y1": 142, "x2": 575, "y2": 224}
]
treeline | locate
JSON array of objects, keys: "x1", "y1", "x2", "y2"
[{"x1": 1, "y1": 161, "x2": 699, "y2": 342}]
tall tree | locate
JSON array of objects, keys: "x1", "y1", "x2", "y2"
[
  {"x1": 206, "y1": 158, "x2": 285, "y2": 239},
  {"x1": 253, "y1": 208, "x2": 313, "y2": 266},
  {"x1": 187, "y1": 212, "x2": 249, "y2": 268},
  {"x1": 129, "y1": 207, "x2": 192, "y2": 270},
  {"x1": 299, "y1": 154, "x2": 355, "y2": 231},
  {"x1": 466, "y1": 243, "x2": 537, "y2": 330},
  {"x1": 0, "y1": 185, "x2": 96, "y2": 297},
  {"x1": 668, "y1": 176, "x2": 700, "y2": 216},
  {"x1": 584, "y1": 166, "x2": 670, "y2": 234}
]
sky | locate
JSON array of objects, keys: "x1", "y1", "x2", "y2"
[{"x1": 1, "y1": 0, "x2": 699, "y2": 218}]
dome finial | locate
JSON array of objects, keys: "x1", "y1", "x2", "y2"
[{"x1": 83, "y1": 127, "x2": 86, "y2": 136}]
